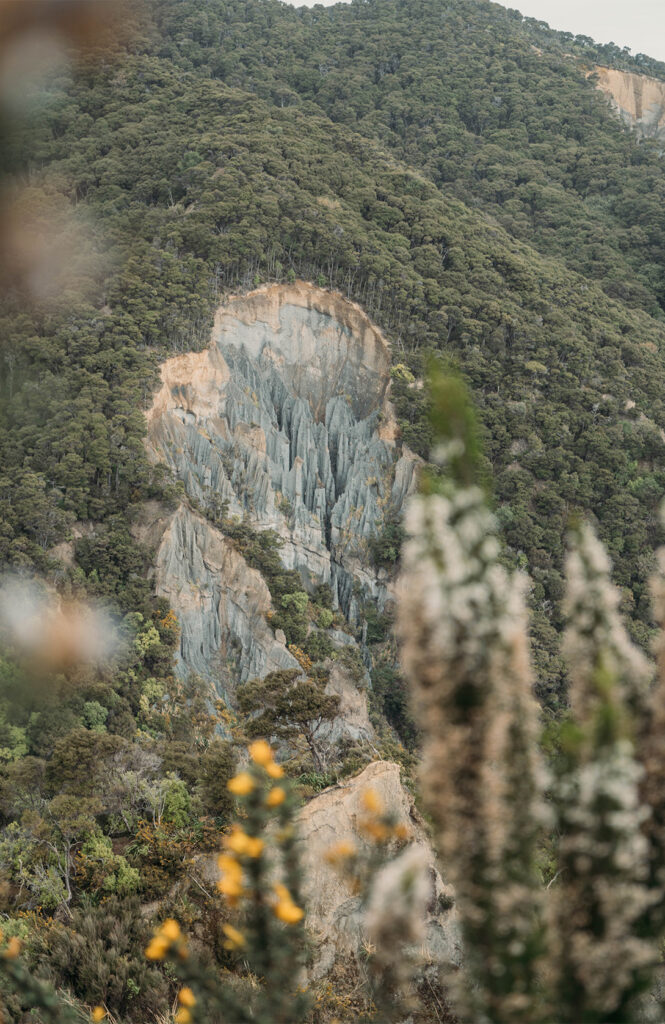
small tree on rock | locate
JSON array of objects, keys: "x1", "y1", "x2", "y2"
[{"x1": 237, "y1": 669, "x2": 340, "y2": 770}]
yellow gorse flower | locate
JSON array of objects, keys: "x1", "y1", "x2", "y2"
[
  {"x1": 324, "y1": 839, "x2": 357, "y2": 864},
  {"x1": 145, "y1": 918, "x2": 182, "y2": 960},
  {"x1": 91, "y1": 1009, "x2": 106, "y2": 1022},
  {"x1": 361, "y1": 788, "x2": 383, "y2": 815},
  {"x1": 224, "y1": 827, "x2": 252, "y2": 855},
  {"x1": 2, "y1": 936, "x2": 21, "y2": 960},
  {"x1": 227, "y1": 772, "x2": 255, "y2": 796},
  {"x1": 266, "y1": 760, "x2": 284, "y2": 779},
  {"x1": 249, "y1": 739, "x2": 273, "y2": 766},
  {"x1": 266, "y1": 786, "x2": 286, "y2": 807},
  {"x1": 145, "y1": 935, "x2": 169, "y2": 961},
  {"x1": 246, "y1": 836, "x2": 264, "y2": 857},
  {"x1": 274, "y1": 899, "x2": 304, "y2": 924},
  {"x1": 222, "y1": 922, "x2": 246, "y2": 949},
  {"x1": 178, "y1": 986, "x2": 196, "y2": 1008},
  {"x1": 160, "y1": 918, "x2": 181, "y2": 942},
  {"x1": 217, "y1": 853, "x2": 244, "y2": 905},
  {"x1": 272, "y1": 882, "x2": 304, "y2": 924},
  {"x1": 217, "y1": 852, "x2": 242, "y2": 875},
  {"x1": 175, "y1": 1010, "x2": 192, "y2": 1024},
  {"x1": 359, "y1": 819, "x2": 390, "y2": 842},
  {"x1": 224, "y1": 827, "x2": 264, "y2": 858}
]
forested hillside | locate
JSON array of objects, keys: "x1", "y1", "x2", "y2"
[{"x1": 2, "y1": 0, "x2": 665, "y2": 1018}]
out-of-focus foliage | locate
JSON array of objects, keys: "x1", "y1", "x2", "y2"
[{"x1": 395, "y1": 373, "x2": 665, "y2": 1023}]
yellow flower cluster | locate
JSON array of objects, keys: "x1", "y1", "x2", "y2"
[
  {"x1": 144, "y1": 918, "x2": 187, "y2": 961},
  {"x1": 266, "y1": 785, "x2": 286, "y2": 807},
  {"x1": 0, "y1": 931, "x2": 21, "y2": 960},
  {"x1": 361, "y1": 788, "x2": 383, "y2": 815},
  {"x1": 224, "y1": 825, "x2": 265, "y2": 858},
  {"x1": 91, "y1": 1008, "x2": 106, "y2": 1022},
  {"x1": 219, "y1": 743, "x2": 301, "y2": 928},
  {"x1": 357, "y1": 788, "x2": 410, "y2": 844},
  {"x1": 248, "y1": 739, "x2": 272, "y2": 766},
  {"x1": 273, "y1": 883, "x2": 304, "y2": 924},
  {"x1": 227, "y1": 771, "x2": 254, "y2": 796},
  {"x1": 324, "y1": 839, "x2": 357, "y2": 865},
  {"x1": 175, "y1": 986, "x2": 196, "y2": 1023},
  {"x1": 217, "y1": 819, "x2": 267, "y2": 905},
  {"x1": 248, "y1": 739, "x2": 285, "y2": 778},
  {"x1": 217, "y1": 853, "x2": 244, "y2": 906},
  {"x1": 222, "y1": 922, "x2": 246, "y2": 950},
  {"x1": 225, "y1": 742, "x2": 285, "y2": 802}
]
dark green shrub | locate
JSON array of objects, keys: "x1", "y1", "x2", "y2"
[{"x1": 33, "y1": 897, "x2": 169, "y2": 1022}]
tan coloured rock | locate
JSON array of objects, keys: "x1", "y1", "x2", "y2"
[
  {"x1": 146, "y1": 345, "x2": 231, "y2": 431},
  {"x1": 212, "y1": 281, "x2": 391, "y2": 421},
  {"x1": 321, "y1": 657, "x2": 374, "y2": 745},
  {"x1": 141, "y1": 283, "x2": 419, "y2": 754},
  {"x1": 144, "y1": 282, "x2": 419, "y2": 652},
  {"x1": 144, "y1": 283, "x2": 414, "y2": 615},
  {"x1": 297, "y1": 760, "x2": 461, "y2": 977},
  {"x1": 591, "y1": 66, "x2": 665, "y2": 140}
]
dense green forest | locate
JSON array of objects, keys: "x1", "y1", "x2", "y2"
[{"x1": 2, "y1": 0, "x2": 665, "y2": 1018}]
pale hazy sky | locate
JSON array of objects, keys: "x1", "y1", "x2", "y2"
[
  {"x1": 286, "y1": 0, "x2": 665, "y2": 65},
  {"x1": 499, "y1": 0, "x2": 665, "y2": 63}
]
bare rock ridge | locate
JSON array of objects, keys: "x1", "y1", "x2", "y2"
[
  {"x1": 143, "y1": 282, "x2": 418, "y2": 721},
  {"x1": 591, "y1": 66, "x2": 665, "y2": 141}
]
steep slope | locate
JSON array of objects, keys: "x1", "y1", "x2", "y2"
[
  {"x1": 152, "y1": 0, "x2": 665, "y2": 315},
  {"x1": 4, "y1": 0, "x2": 665, "y2": 1016},
  {"x1": 193, "y1": 761, "x2": 461, "y2": 988}
]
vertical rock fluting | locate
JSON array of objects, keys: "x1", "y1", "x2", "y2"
[{"x1": 144, "y1": 283, "x2": 418, "y2": 704}]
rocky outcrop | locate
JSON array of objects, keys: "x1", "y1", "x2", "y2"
[
  {"x1": 147, "y1": 283, "x2": 417, "y2": 628},
  {"x1": 142, "y1": 287, "x2": 443, "y2": 990},
  {"x1": 191, "y1": 761, "x2": 460, "y2": 979},
  {"x1": 591, "y1": 66, "x2": 665, "y2": 141},
  {"x1": 297, "y1": 760, "x2": 461, "y2": 977},
  {"x1": 151, "y1": 503, "x2": 300, "y2": 691},
  {"x1": 211, "y1": 282, "x2": 391, "y2": 421},
  {"x1": 144, "y1": 283, "x2": 418, "y2": 724},
  {"x1": 320, "y1": 657, "x2": 374, "y2": 744}
]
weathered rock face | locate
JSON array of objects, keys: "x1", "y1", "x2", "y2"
[
  {"x1": 297, "y1": 760, "x2": 461, "y2": 978},
  {"x1": 320, "y1": 657, "x2": 373, "y2": 745},
  {"x1": 142, "y1": 283, "x2": 417, "y2": 750},
  {"x1": 591, "y1": 66, "x2": 665, "y2": 141},
  {"x1": 152, "y1": 503, "x2": 301, "y2": 687},
  {"x1": 145, "y1": 284, "x2": 417, "y2": 710},
  {"x1": 147, "y1": 283, "x2": 417, "y2": 625}
]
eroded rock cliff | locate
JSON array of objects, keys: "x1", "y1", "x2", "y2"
[
  {"x1": 143, "y1": 283, "x2": 417, "y2": 737},
  {"x1": 591, "y1": 66, "x2": 665, "y2": 140},
  {"x1": 147, "y1": 283, "x2": 416, "y2": 625}
]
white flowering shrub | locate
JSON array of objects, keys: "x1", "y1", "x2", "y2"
[{"x1": 397, "y1": 369, "x2": 665, "y2": 1024}]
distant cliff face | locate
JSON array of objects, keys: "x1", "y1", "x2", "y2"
[
  {"x1": 143, "y1": 283, "x2": 417, "y2": 724},
  {"x1": 591, "y1": 66, "x2": 665, "y2": 141}
]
